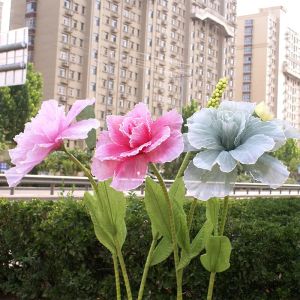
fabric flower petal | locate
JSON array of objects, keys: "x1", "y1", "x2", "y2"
[
  {"x1": 60, "y1": 119, "x2": 99, "y2": 140},
  {"x1": 111, "y1": 155, "x2": 148, "y2": 191},
  {"x1": 91, "y1": 158, "x2": 120, "y2": 181},
  {"x1": 152, "y1": 109, "x2": 183, "y2": 133},
  {"x1": 147, "y1": 131, "x2": 184, "y2": 163},
  {"x1": 65, "y1": 99, "x2": 95, "y2": 125},
  {"x1": 184, "y1": 162, "x2": 237, "y2": 201},
  {"x1": 215, "y1": 151, "x2": 237, "y2": 172},
  {"x1": 244, "y1": 154, "x2": 289, "y2": 188},
  {"x1": 183, "y1": 133, "x2": 198, "y2": 152},
  {"x1": 193, "y1": 150, "x2": 222, "y2": 170},
  {"x1": 220, "y1": 100, "x2": 256, "y2": 114},
  {"x1": 106, "y1": 115, "x2": 129, "y2": 146},
  {"x1": 230, "y1": 134, "x2": 275, "y2": 164},
  {"x1": 144, "y1": 126, "x2": 170, "y2": 153}
]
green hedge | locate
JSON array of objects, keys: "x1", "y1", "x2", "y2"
[{"x1": 0, "y1": 197, "x2": 299, "y2": 299}]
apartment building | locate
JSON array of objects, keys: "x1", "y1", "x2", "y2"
[
  {"x1": 10, "y1": 0, "x2": 236, "y2": 131},
  {"x1": 235, "y1": 6, "x2": 300, "y2": 129}
]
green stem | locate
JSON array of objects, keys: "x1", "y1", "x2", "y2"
[
  {"x1": 175, "y1": 152, "x2": 191, "y2": 180},
  {"x1": 207, "y1": 272, "x2": 216, "y2": 300},
  {"x1": 62, "y1": 144, "x2": 98, "y2": 191},
  {"x1": 138, "y1": 234, "x2": 159, "y2": 300},
  {"x1": 187, "y1": 198, "x2": 198, "y2": 231},
  {"x1": 112, "y1": 254, "x2": 121, "y2": 300},
  {"x1": 206, "y1": 196, "x2": 230, "y2": 300},
  {"x1": 150, "y1": 163, "x2": 182, "y2": 300},
  {"x1": 116, "y1": 241, "x2": 132, "y2": 300}
]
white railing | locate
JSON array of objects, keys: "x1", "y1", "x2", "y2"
[{"x1": 0, "y1": 174, "x2": 300, "y2": 199}]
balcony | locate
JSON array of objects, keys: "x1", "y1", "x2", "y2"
[
  {"x1": 63, "y1": 25, "x2": 72, "y2": 33},
  {"x1": 282, "y1": 62, "x2": 300, "y2": 80},
  {"x1": 191, "y1": 8, "x2": 234, "y2": 37},
  {"x1": 59, "y1": 96, "x2": 67, "y2": 102},
  {"x1": 65, "y1": 9, "x2": 74, "y2": 16},
  {"x1": 61, "y1": 61, "x2": 69, "y2": 68},
  {"x1": 110, "y1": 26, "x2": 118, "y2": 33},
  {"x1": 60, "y1": 78, "x2": 68, "y2": 85}
]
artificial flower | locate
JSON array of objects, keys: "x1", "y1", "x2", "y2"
[
  {"x1": 255, "y1": 102, "x2": 274, "y2": 121},
  {"x1": 92, "y1": 103, "x2": 183, "y2": 191},
  {"x1": 183, "y1": 100, "x2": 298, "y2": 200},
  {"x1": 5, "y1": 99, "x2": 99, "y2": 187}
]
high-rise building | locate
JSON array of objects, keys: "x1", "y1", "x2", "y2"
[
  {"x1": 10, "y1": 0, "x2": 236, "y2": 131},
  {"x1": 235, "y1": 6, "x2": 300, "y2": 129}
]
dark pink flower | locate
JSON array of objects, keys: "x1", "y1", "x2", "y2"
[
  {"x1": 91, "y1": 103, "x2": 183, "y2": 191},
  {"x1": 5, "y1": 99, "x2": 99, "y2": 187}
]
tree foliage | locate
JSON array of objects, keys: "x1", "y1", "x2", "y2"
[{"x1": 0, "y1": 63, "x2": 43, "y2": 143}]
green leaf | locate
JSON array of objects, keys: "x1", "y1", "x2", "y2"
[
  {"x1": 169, "y1": 177, "x2": 186, "y2": 206},
  {"x1": 144, "y1": 177, "x2": 171, "y2": 240},
  {"x1": 191, "y1": 220, "x2": 214, "y2": 258},
  {"x1": 150, "y1": 237, "x2": 173, "y2": 266},
  {"x1": 200, "y1": 236, "x2": 232, "y2": 273},
  {"x1": 84, "y1": 180, "x2": 127, "y2": 254},
  {"x1": 206, "y1": 198, "x2": 220, "y2": 234},
  {"x1": 76, "y1": 105, "x2": 97, "y2": 149}
]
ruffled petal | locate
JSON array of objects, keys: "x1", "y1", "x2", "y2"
[
  {"x1": 193, "y1": 150, "x2": 222, "y2": 170},
  {"x1": 144, "y1": 126, "x2": 170, "y2": 153},
  {"x1": 129, "y1": 122, "x2": 151, "y2": 148},
  {"x1": 106, "y1": 115, "x2": 129, "y2": 146},
  {"x1": 111, "y1": 155, "x2": 148, "y2": 191},
  {"x1": 187, "y1": 109, "x2": 224, "y2": 150},
  {"x1": 60, "y1": 119, "x2": 99, "y2": 140},
  {"x1": 215, "y1": 151, "x2": 237, "y2": 172},
  {"x1": 244, "y1": 154, "x2": 289, "y2": 188},
  {"x1": 220, "y1": 100, "x2": 256, "y2": 114},
  {"x1": 152, "y1": 109, "x2": 183, "y2": 133},
  {"x1": 230, "y1": 134, "x2": 274, "y2": 164},
  {"x1": 147, "y1": 131, "x2": 184, "y2": 163},
  {"x1": 184, "y1": 162, "x2": 237, "y2": 201},
  {"x1": 91, "y1": 158, "x2": 120, "y2": 181},
  {"x1": 271, "y1": 119, "x2": 300, "y2": 140},
  {"x1": 65, "y1": 99, "x2": 95, "y2": 125},
  {"x1": 183, "y1": 133, "x2": 198, "y2": 152}
]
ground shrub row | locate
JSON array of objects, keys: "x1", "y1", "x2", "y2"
[{"x1": 0, "y1": 197, "x2": 299, "y2": 299}]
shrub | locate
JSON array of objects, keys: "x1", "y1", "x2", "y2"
[{"x1": 0, "y1": 197, "x2": 299, "y2": 299}]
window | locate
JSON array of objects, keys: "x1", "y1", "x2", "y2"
[
  {"x1": 74, "y1": 3, "x2": 79, "y2": 12},
  {"x1": 63, "y1": 17, "x2": 71, "y2": 26},
  {"x1": 112, "y1": 19, "x2": 118, "y2": 28},
  {"x1": 111, "y1": 3, "x2": 118, "y2": 12},
  {"x1": 244, "y1": 46, "x2": 252, "y2": 54},
  {"x1": 242, "y1": 93, "x2": 250, "y2": 101},
  {"x1": 91, "y1": 82, "x2": 96, "y2": 91},
  {"x1": 77, "y1": 72, "x2": 81, "y2": 81},
  {"x1": 244, "y1": 37, "x2": 252, "y2": 45},
  {"x1": 96, "y1": 0, "x2": 101, "y2": 10},
  {"x1": 59, "y1": 68, "x2": 66, "y2": 77},
  {"x1": 243, "y1": 74, "x2": 251, "y2": 82},
  {"x1": 123, "y1": 24, "x2": 128, "y2": 32},
  {"x1": 107, "y1": 96, "x2": 113, "y2": 105},
  {"x1": 79, "y1": 39, "x2": 83, "y2": 47},
  {"x1": 95, "y1": 17, "x2": 100, "y2": 26},
  {"x1": 243, "y1": 64, "x2": 251, "y2": 72},
  {"x1": 60, "y1": 51, "x2": 68, "y2": 60},
  {"x1": 92, "y1": 66, "x2": 97, "y2": 75},
  {"x1": 26, "y1": 2, "x2": 37, "y2": 13},
  {"x1": 71, "y1": 36, "x2": 76, "y2": 45},
  {"x1": 26, "y1": 18, "x2": 36, "y2": 28},
  {"x1": 58, "y1": 85, "x2": 66, "y2": 95},
  {"x1": 108, "y1": 80, "x2": 114, "y2": 89},
  {"x1": 92, "y1": 50, "x2": 98, "y2": 59},
  {"x1": 121, "y1": 69, "x2": 126, "y2": 78},
  {"x1": 62, "y1": 33, "x2": 69, "y2": 43},
  {"x1": 111, "y1": 34, "x2": 117, "y2": 43},
  {"x1": 94, "y1": 33, "x2": 99, "y2": 42},
  {"x1": 64, "y1": 0, "x2": 71, "y2": 9},
  {"x1": 82, "y1": 5, "x2": 85, "y2": 14},
  {"x1": 80, "y1": 22, "x2": 84, "y2": 31},
  {"x1": 245, "y1": 19, "x2": 253, "y2": 26},
  {"x1": 122, "y1": 39, "x2": 128, "y2": 47},
  {"x1": 244, "y1": 56, "x2": 252, "y2": 63},
  {"x1": 120, "y1": 84, "x2": 125, "y2": 93}
]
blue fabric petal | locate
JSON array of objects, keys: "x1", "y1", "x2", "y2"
[
  {"x1": 244, "y1": 154, "x2": 289, "y2": 188},
  {"x1": 230, "y1": 134, "x2": 274, "y2": 164},
  {"x1": 193, "y1": 150, "x2": 222, "y2": 170},
  {"x1": 240, "y1": 117, "x2": 286, "y2": 150},
  {"x1": 183, "y1": 133, "x2": 199, "y2": 152},
  {"x1": 187, "y1": 109, "x2": 224, "y2": 150},
  {"x1": 215, "y1": 151, "x2": 237, "y2": 172},
  {"x1": 184, "y1": 162, "x2": 237, "y2": 201},
  {"x1": 220, "y1": 100, "x2": 256, "y2": 114},
  {"x1": 270, "y1": 119, "x2": 300, "y2": 140}
]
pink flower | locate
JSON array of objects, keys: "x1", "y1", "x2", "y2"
[
  {"x1": 91, "y1": 103, "x2": 183, "y2": 191},
  {"x1": 5, "y1": 99, "x2": 99, "y2": 187}
]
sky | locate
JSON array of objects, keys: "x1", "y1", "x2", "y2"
[
  {"x1": 237, "y1": 0, "x2": 300, "y2": 31},
  {"x1": 2, "y1": 0, "x2": 300, "y2": 33}
]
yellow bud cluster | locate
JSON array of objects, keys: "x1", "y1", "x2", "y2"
[{"x1": 206, "y1": 77, "x2": 228, "y2": 108}]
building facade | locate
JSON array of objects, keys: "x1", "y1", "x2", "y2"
[
  {"x1": 235, "y1": 6, "x2": 300, "y2": 129},
  {"x1": 10, "y1": 0, "x2": 236, "y2": 131}
]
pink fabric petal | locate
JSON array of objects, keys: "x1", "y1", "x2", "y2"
[
  {"x1": 120, "y1": 141, "x2": 152, "y2": 157},
  {"x1": 127, "y1": 103, "x2": 151, "y2": 121},
  {"x1": 144, "y1": 126, "x2": 170, "y2": 153},
  {"x1": 91, "y1": 158, "x2": 120, "y2": 181},
  {"x1": 65, "y1": 98, "x2": 95, "y2": 125},
  {"x1": 59, "y1": 119, "x2": 99, "y2": 140},
  {"x1": 152, "y1": 109, "x2": 183, "y2": 134},
  {"x1": 106, "y1": 115, "x2": 129, "y2": 146},
  {"x1": 147, "y1": 131, "x2": 184, "y2": 163},
  {"x1": 111, "y1": 155, "x2": 148, "y2": 191},
  {"x1": 5, "y1": 167, "x2": 28, "y2": 187},
  {"x1": 129, "y1": 122, "x2": 151, "y2": 148}
]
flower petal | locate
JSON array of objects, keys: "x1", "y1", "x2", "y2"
[
  {"x1": 215, "y1": 151, "x2": 237, "y2": 172},
  {"x1": 65, "y1": 99, "x2": 95, "y2": 125},
  {"x1": 60, "y1": 119, "x2": 99, "y2": 140},
  {"x1": 220, "y1": 100, "x2": 256, "y2": 114},
  {"x1": 183, "y1": 133, "x2": 198, "y2": 152},
  {"x1": 91, "y1": 158, "x2": 120, "y2": 181},
  {"x1": 127, "y1": 102, "x2": 151, "y2": 121},
  {"x1": 106, "y1": 115, "x2": 129, "y2": 146},
  {"x1": 230, "y1": 134, "x2": 275, "y2": 164},
  {"x1": 193, "y1": 150, "x2": 222, "y2": 170},
  {"x1": 144, "y1": 126, "x2": 170, "y2": 153},
  {"x1": 147, "y1": 131, "x2": 184, "y2": 163},
  {"x1": 152, "y1": 109, "x2": 183, "y2": 133},
  {"x1": 187, "y1": 109, "x2": 224, "y2": 150},
  {"x1": 129, "y1": 122, "x2": 151, "y2": 148},
  {"x1": 111, "y1": 155, "x2": 148, "y2": 191},
  {"x1": 184, "y1": 162, "x2": 237, "y2": 201},
  {"x1": 244, "y1": 154, "x2": 289, "y2": 188}
]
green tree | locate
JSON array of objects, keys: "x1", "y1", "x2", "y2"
[
  {"x1": 162, "y1": 100, "x2": 200, "y2": 179},
  {"x1": 0, "y1": 63, "x2": 43, "y2": 143}
]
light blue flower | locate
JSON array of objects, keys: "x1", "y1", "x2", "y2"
[{"x1": 183, "y1": 101, "x2": 298, "y2": 201}]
